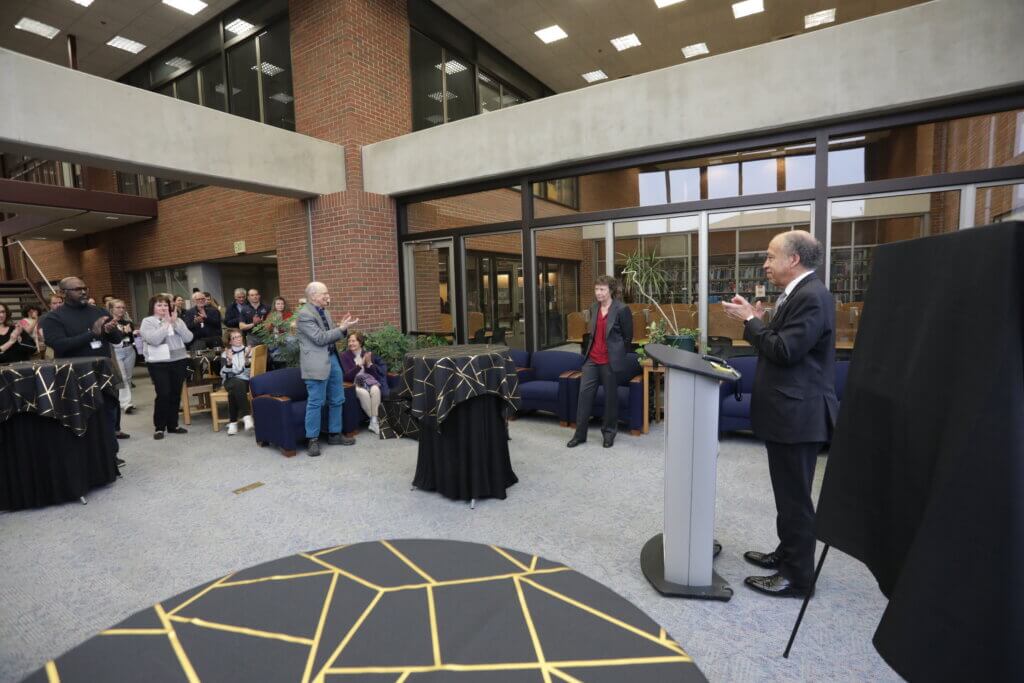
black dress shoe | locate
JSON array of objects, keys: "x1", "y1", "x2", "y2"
[
  {"x1": 744, "y1": 573, "x2": 813, "y2": 598},
  {"x1": 154, "y1": 431, "x2": 164, "y2": 440},
  {"x1": 167, "y1": 427, "x2": 188, "y2": 434},
  {"x1": 327, "y1": 433, "x2": 355, "y2": 446},
  {"x1": 115, "y1": 431, "x2": 130, "y2": 440},
  {"x1": 116, "y1": 457, "x2": 126, "y2": 467},
  {"x1": 603, "y1": 434, "x2": 615, "y2": 448},
  {"x1": 743, "y1": 550, "x2": 782, "y2": 569},
  {"x1": 566, "y1": 437, "x2": 585, "y2": 448},
  {"x1": 307, "y1": 439, "x2": 322, "y2": 457},
  {"x1": 124, "y1": 406, "x2": 135, "y2": 415}
]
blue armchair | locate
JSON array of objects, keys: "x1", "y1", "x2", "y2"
[
  {"x1": 565, "y1": 352, "x2": 644, "y2": 435},
  {"x1": 516, "y1": 350, "x2": 581, "y2": 423},
  {"x1": 718, "y1": 355, "x2": 758, "y2": 434}
]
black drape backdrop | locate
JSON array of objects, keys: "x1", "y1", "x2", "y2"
[{"x1": 815, "y1": 222, "x2": 1024, "y2": 682}]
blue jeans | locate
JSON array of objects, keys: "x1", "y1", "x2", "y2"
[{"x1": 304, "y1": 354, "x2": 345, "y2": 439}]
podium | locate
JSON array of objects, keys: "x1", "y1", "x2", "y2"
[{"x1": 641, "y1": 344, "x2": 740, "y2": 601}]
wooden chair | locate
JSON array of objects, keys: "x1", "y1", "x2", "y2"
[
  {"x1": 566, "y1": 311, "x2": 587, "y2": 343},
  {"x1": 210, "y1": 345, "x2": 268, "y2": 432}
]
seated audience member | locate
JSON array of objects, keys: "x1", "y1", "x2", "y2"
[
  {"x1": 108, "y1": 299, "x2": 138, "y2": 414},
  {"x1": 340, "y1": 332, "x2": 389, "y2": 434},
  {"x1": 16, "y1": 303, "x2": 45, "y2": 359},
  {"x1": 140, "y1": 294, "x2": 194, "y2": 439},
  {"x1": 0, "y1": 303, "x2": 35, "y2": 364},
  {"x1": 220, "y1": 330, "x2": 254, "y2": 435},
  {"x1": 183, "y1": 291, "x2": 223, "y2": 349}
]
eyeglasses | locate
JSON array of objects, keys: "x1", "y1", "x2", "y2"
[{"x1": 62, "y1": 286, "x2": 89, "y2": 293}]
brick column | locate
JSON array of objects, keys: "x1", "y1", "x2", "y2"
[{"x1": 283, "y1": 0, "x2": 410, "y2": 329}]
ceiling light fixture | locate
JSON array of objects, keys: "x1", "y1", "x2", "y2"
[
  {"x1": 610, "y1": 33, "x2": 642, "y2": 51},
  {"x1": 681, "y1": 42, "x2": 709, "y2": 59},
  {"x1": 581, "y1": 70, "x2": 608, "y2": 83},
  {"x1": 107, "y1": 36, "x2": 146, "y2": 53},
  {"x1": 435, "y1": 60, "x2": 468, "y2": 75},
  {"x1": 15, "y1": 18, "x2": 60, "y2": 40},
  {"x1": 732, "y1": 0, "x2": 764, "y2": 19},
  {"x1": 68, "y1": 0, "x2": 95, "y2": 7},
  {"x1": 269, "y1": 92, "x2": 294, "y2": 104},
  {"x1": 804, "y1": 8, "x2": 836, "y2": 29},
  {"x1": 215, "y1": 83, "x2": 242, "y2": 96},
  {"x1": 263, "y1": 255, "x2": 278, "y2": 259},
  {"x1": 534, "y1": 25, "x2": 568, "y2": 44},
  {"x1": 162, "y1": 0, "x2": 208, "y2": 16},
  {"x1": 62, "y1": 228, "x2": 78, "y2": 232},
  {"x1": 252, "y1": 62, "x2": 284, "y2": 77},
  {"x1": 655, "y1": 0, "x2": 686, "y2": 7},
  {"x1": 428, "y1": 91, "x2": 457, "y2": 102},
  {"x1": 105, "y1": 216, "x2": 120, "y2": 221},
  {"x1": 165, "y1": 57, "x2": 192, "y2": 70},
  {"x1": 224, "y1": 18, "x2": 254, "y2": 35}
]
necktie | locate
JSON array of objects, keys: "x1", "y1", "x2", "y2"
[{"x1": 775, "y1": 292, "x2": 788, "y2": 310}]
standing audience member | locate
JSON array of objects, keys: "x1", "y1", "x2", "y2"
[
  {"x1": 0, "y1": 303, "x2": 35, "y2": 363},
  {"x1": 140, "y1": 294, "x2": 194, "y2": 440},
  {"x1": 48, "y1": 292, "x2": 64, "y2": 310},
  {"x1": 296, "y1": 282, "x2": 357, "y2": 456},
  {"x1": 172, "y1": 295, "x2": 186, "y2": 316},
  {"x1": 220, "y1": 330, "x2": 254, "y2": 435},
  {"x1": 566, "y1": 275, "x2": 633, "y2": 449},
  {"x1": 16, "y1": 303, "x2": 45, "y2": 358},
  {"x1": 183, "y1": 291, "x2": 223, "y2": 349},
  {"x1": 224, "y1": 288, "x2": 250, "y2": 333},
  {"x1": 266, "y1": 297, "x2": 293, "y2": 333},
  {"x1": 39, "y1": 277, "x2": 126, "y2": 466},
  {"x1": 107, "y1": 299, "x2": 138, "y2": 415},
  {"x1": 340, "y1": 332, "x2": 388, "y2": 434},
  {"x1": 241, "y1": 289, "x2": 269, "y2": 339}
]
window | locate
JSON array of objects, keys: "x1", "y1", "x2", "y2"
[
  {"x1": 478, "y1": 72, "x2": 501, "y2": 113},
  {"x1": 199, "y1": 58, "x2": 227, "y2": 111},
  {"x1": 257, "y1": 20, "x2": 294, "y2": 130},
  {"x1": 411, "y1": 31, "x2": 444, "y2": 129},
  {"x1": 532, "y1": 178, "x2": 579, "y2": 210},
  {"x1": 443, "y1": 56, "x2": 475, "y2": 123},
  {"x1": 227, "y1": 40, "x2": 260, "y2": 121},
  {"x1": 175, "y1": 70, "x2": 200, "y2": 105},
  {"x1": 407, "y1": 187, "x2": 524, "y2": 233}
]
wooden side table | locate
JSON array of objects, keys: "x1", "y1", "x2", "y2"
[{"x1": 641, "y1": 359, "x2": 666, "y2": 434}]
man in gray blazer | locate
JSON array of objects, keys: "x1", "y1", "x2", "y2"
[{"x1": 297, "y1": 281, "x2": 358, "y2": 456}]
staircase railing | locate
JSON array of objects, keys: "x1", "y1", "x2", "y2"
[{"x1": 1, "y1": 240, "x2": 56, "y2": 307}]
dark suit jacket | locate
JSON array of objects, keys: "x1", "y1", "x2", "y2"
[
  {"x1": 183, "y1": 305, "x2": 222, "y2": 344},
  {"x1": 744, "y1": 273, "x2": 838, "y2": 444},
  {"x1": 581, "y1": 299, "x2": 633, "y2": 375}
]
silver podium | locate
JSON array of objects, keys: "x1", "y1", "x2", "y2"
[{"x1": 640, "y1": 344, "x2": 740, "y2": 601}]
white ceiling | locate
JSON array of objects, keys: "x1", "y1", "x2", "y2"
[
  {"x1": 433, "y1": 0, "x2": 928, "y2": 93},
  {"x1": 0, "y1": 202, "x2": 151, "y2": 240},
  {"x1": 0, "y1": 0, "x2": 240, "y2": 80}
]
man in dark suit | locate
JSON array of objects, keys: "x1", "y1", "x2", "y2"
[
  {"x1": 183, "y1": 291, "x2": 223, "y2": 349},
  {"x1": 723, "y1": 231, "x2": 838, "y2": 597},
  {"x1": 567, "y1": 275, "x2": 633, "y2": 449}
]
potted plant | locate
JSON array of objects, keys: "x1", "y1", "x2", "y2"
[
  {"x1": 364, "y1": 325, "x2": 413, "y2": 374},
  {"x1": 620, "y1": 249, "x2": 700, "y2": 352}
]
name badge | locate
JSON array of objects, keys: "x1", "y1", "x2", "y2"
[{"x1": 90, "y1": 340, "x2": 102, "y2": 349}]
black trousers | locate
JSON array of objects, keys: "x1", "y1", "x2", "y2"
[
  {"x1": 765, "y1": 440, "x2": 823, "y2": 584},
  {"x1": 573, "y1": 360, "x2": 619, "y2": 440},
  {"x1": 224, "y1": 377, "x2": 250, "y2": 421},
  {"x1": 147, "y1": 359, "x2": 188, "y2": 432},
  {"x1": 102, "y1": 392, "x2": 119, "y2": 455}
]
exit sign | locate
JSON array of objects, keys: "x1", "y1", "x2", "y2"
[{"x1": 233, "y1": 240, "x2": 246, "y2": 254}]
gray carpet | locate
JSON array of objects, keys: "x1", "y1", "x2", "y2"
[{"x1": 0, "y1": 374, "x2": 900, "y2": 682}]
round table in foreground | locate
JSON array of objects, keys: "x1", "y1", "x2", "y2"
[{"x1": 26, "y1": 539, "x2": 707, "y2": 682}]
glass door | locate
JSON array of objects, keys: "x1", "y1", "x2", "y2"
[{"x1": 402, "y1": 239, "x2": 456, "y2": 338}]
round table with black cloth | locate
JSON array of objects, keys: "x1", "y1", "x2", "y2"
[
  {"x1": 0, "y1": 358, "x2": 120, "y2": 511},
  {"x1": 402, "y1": 344, "x2": 520, "y2": 501},
  {"x1": 25, "y1": 539, "x2": 707, "y2": 682}
]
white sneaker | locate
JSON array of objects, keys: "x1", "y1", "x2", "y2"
[
  {"x1": 242, "y1": 415, "x2": 254, "y2": 431},
  {"x1": 369, "y1": 417, "x2": 380, "y2": 434},
  {"x1": 227, "y1": 422, "x2": 239, "y2": 435}
]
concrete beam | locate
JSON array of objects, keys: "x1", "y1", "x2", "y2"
[
  {"x1": 363, "y1": 0, "x2": 1024, "y2": 197},
  {"x1": 0, "y1": 48, "x2": 346, "y2": 199}
]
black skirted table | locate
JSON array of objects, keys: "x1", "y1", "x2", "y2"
[
  {"x1": 402, "y1": 344, "x2": 520, "y2": 502},
  {"x1": 25, "y1": 539, "x2": 707, "y2": 682},
  {"x1": 0, "y1": 357, "x2": 119, "y2": 511}
]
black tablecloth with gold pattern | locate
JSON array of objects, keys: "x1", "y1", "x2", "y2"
[
  {"x1": 25, "y1": 539, "x2": 707, "y2": 682},
  {"x1": 401, "y1": 344, "x2": 520, "y2": 425},
  {"x1": 0, "y1": 357, "x2": 119, "y2": 510}
]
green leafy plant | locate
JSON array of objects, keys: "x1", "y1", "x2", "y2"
[
  {"x1": 414, "y1": 334, "x2": 452, "y2": 350},
  {"x1": 635, "y1": 319, "x2": 667, "y2": 361},
  {"x1": 363, "y1": 325, "x2": 413, "y2": 371},
  {"x1": 248, "y1": 315, "x2": 300, "y2": 367},
  {"x1": 619, "y1": 249, "x2": 682, "y2": 335}
]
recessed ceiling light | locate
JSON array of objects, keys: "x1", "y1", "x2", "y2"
[
  {"x1": 610, "y1": 33, "x2": 642, "y2": 51},
  {"x1": 732, "y1": 0, "x2": 764, "y2": 19},
  {"x1": 682, "y1": 42, "x2": 709, "y2": 59},
  {"x1": 252, "y1": 62, "x2": 284, "y2": 77},
  {"x1": 62, "y1": 228, "x2": 78, "y2": 232},
  {"x1": 107, "y1": 36, "x2": 146, "y2": 53},
  {"x1": 581, "y1": 70, "x2": 608, "y2": 83},
  {"x1": 15, "y1": 18, "x2": 60, "y2": 40},
  {"x1": 68, "y1": 0, "x2": 95, "y2": 7},
  {"x1": 805, "y1": 9, "x2": 836, "y2": 29},
  {"x1": 224, "y1": 18, "x2": 255, "y2": 35},
  {"x1": 269, "y1": 92, "x2": 294, "y2": 104},
  {"x1": 162, "y1": 0, "x2": 207, "y2": 16},
  {"x1": 435, "y1": 60, "x2": 468, "y2": 75},
  {"x1": 215, "y1": 83, "x2": 242, "y2": 96},
  {"x1": 655, "y1": 0, "x2": 686, "y2": 7},
  {"x1": 105, "y1": 216, "x2": 120, "y2": 221},
  {"x1": 165, "y1": 57, "x2": 192, "y2": 70},
  {"x1": 534, "y1": 25, "x2": 568, "y2": 44},
  {"x1": 428, "y1": 91, "x2": 457, "y2": 102},
  {"x1": 425, "y1": 114, "x2": 444, "y2": 125}
]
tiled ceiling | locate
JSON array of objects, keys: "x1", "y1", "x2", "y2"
[
  {"x1": 0, "y1": 0, "x2": 240, "y2": 80},
  {"x1": 433, "y1": 0, "x2": 930, "y2": 93}
]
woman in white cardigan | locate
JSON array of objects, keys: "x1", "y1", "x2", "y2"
[{"x1": 140, "y1": 293, "x2": 194, "y2": 439}]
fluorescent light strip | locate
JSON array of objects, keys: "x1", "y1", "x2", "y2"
[
  {"x1": 732, "y1": 0, "x2": 764, "y2": 19},
  {"x1": 162, "y1": 0, "x2": 208, "y2": 16},
  {"x1": 655, "y1": 0, "x2": 686, "y2": 7},
  {"x1": 581, "y1": 70, "x2": 608, "y2": 83},
  {"x1": 225, "y1": 18, "x2": 255, "y2": 35},
  {"x1": 15, "y1": 18, "x2": 60, "y2": 40},
  {"x1": 805, "y1": 9, "x2": 836, "y2": 29},
  {"x1": 69, "y1": 0, "x2": 95, "y2": 7},
  {"x1": 610, "y1": 33, "x2": 641, "y2": 51},
  {"x1": 535, "y1": 25, "x2": 567, "y2": 44},
  {"x1": 107, "y1": 36, "x2": 146, "y2": 53},
  {"x1": 165, "y1": 57, "x2": 192, "y2": 70},
  {"x1": 682, "y1": 42, "x2": 709, "y2": 59}
]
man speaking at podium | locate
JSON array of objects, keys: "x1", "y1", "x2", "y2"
[{"x1": 723, "y1": 231, "x2": 837, "y2": 598}]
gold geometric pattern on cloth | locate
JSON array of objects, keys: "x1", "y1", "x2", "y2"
[
  {"x1": 42, "y1": 541, "x2": 704, "y2": 683},
  {"x1": 0, "y1": 358, "x2": 115, "y2": 436}
]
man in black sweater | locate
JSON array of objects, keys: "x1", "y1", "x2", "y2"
[
  {"x1": 183, "y1": 291, "x2": 223, "y2": 349},
  {"x1": 40, "y1": 277, "x2": 127, "y2": 467}
]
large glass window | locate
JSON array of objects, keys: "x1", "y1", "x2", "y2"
[
  {"x1": 175, "y1": 70, "x2": 200, "y2": 105},
  {"x1": 534, "y1": 225, "x2": 593, "y2": 349},
  {"x1": 828, "y1": 108, "x2": 1024, "y2": 185},
  {"x1": 411, "y1": 31, "x2": 444, "y2": 129},
  {"x1": 478, "y1": 72, "x2": 501, "y2": 113},
  {"x1": 404, "y1": 240, "x2": 455, "y2": 338},
  {"x1": 227, "y1": 40, "x2": 260, "y2": 121},
  {"x1": 257, "y1": 20, "x2": 294, "y2": 130},
  {"x1": 443, "y1": 56, "x2": 476, "y2": 123},
  {"x1": 976, "y1": 183, "x2": 1024, "y2": 225},
  {"x1": 465, "y1": 233, "x2": 525, "y2": 350},
  {"x1": 407, "y1": 187, "x2": 523, "y2": 233},
  {"x1": 199, "y1": 59, "x2": 227, "y2": 111}
]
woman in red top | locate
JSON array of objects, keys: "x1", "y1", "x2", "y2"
[{"x1": 567, "y1": 275, "x2": 633, "y2": 449}]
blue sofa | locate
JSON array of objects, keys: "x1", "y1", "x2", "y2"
[
  {"x1": 565, "y1": 352, "x2": 644, "y2": 435},
  {"x1": 718, "y1": 357, "x2": 851, "y2": 434},
  {"x1": 514, "y1": 349, "x2": 581, "y2": 423}
]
